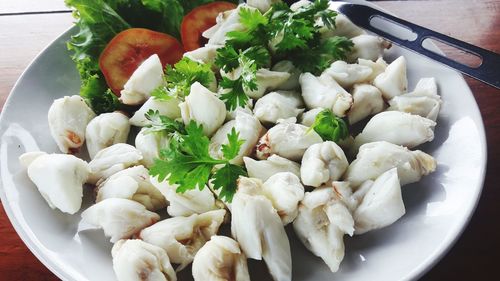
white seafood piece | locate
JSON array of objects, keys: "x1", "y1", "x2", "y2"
[
  {"x1": 210, "y1": 110, "x2": 264, "y2": 165},
  {"x1": 179, "y1": 82, "x2": 226, "y2": 137},
  {"x1": 323, "y1": 61, "x2": 373, "y2": 88},
  {"x1": 262, "y1": 173, "x2": 305, "y2": 225},
  {"x1": 140, "y1": 210, "x2": 226, "y2": 270},
  {"x1": 388, "y1": 77, "x2": 441, "y2": 121},
  {"x1": 413, "y1": 77, "x2": 438, "y2": 96},
  {"x1": 226, "y1": 100, "x2": 254, "y2": 121},
  {"x1": 129, "y1": 97, "x2": 182, "y2": 127},
  {"x1": 347, "y1": 34, "x2": 392, "y2": 62},
  {"x1": 299, "y1": 73, "x2": 353, "y2": 117},
  {"x1": 87, "y1": 143, "x2": 143, "y2": 184},
  {"x1": 320, "y1": 13, "x2": 365, "y2": 39},
  {"x1": 272, "y1": 61, "x2": 301, "y2": 90},
  {"x1": 373, "y1": 56, "x2": 408, "y2": 99},
  {"x1": 300, "y1": 141, "x2": 349, "y2": 188},
  {"x1": 290, "y1": 0, "x2": 311, "y2": 11},
  {"x1": 358, "y1": 57, "x2": 388, "y2": 82},
  {"x1": 353, "y1": 111, "x2": 436, "y2": 149},
  {"x1": 350, "y1": 180, "x2": 374, "y2": 209},
  {"x1": 220, "y1": 68, "x2": 290, "y2": 99},
  {"x1": 247, "y1": 0, "x2": 280, "y2": 12},
  {"x1": 81, "y1": 198, "x2": 160, "y2": 243},
  {"x1": 48, "y1": 95, "x2": 95, "y2": 154},
  {"x1": 293, "y1": 185, "x2": 354, "y2": 272},
  {"x1": 243, "y1": 155, "x2": 300, "y2": 182},
  {"x1": 120, "y1": 54, "x2": 163, "y2": 105},
  {"x1": 85, "y1": 112, "x2": 130, "y2": 159},
  {"x1": 246, "y1": 69, "x2": 291, "y2": 99},
  {"x1": 150, "y1": 176, "x2": 220, "y2": 217},
  {"x1": 300, "y1": 108, "x2": 324, "y2": 127},
  {"x1": 135, "y1": 128, "x2": 170, "y2": 168},
  {"x1": 330, "y1": 181, "x2": 359, "y2": 211},
  {"x1": 231, "y1": 179, "x2": 292, "y2": 281},
  {"x1": 204, "y1": 6, "x2": 244, "y2": 45},
  {"x1": 19, "y1": 151, "x2": 47, "y2": 168},
  {"x1": 344, "y1": 141, "x2": 436, "y2": 187},
  {"x1": 96, "y1": 166, "x2": 167, "y2": 211},
  {"x1": 354, "y1": 168, "x2": 406, "y2": 234},
  {"x1": 23, "y1": 153, "x2": 89, "y2": 214},
  {"x1": 112, "y1": 239, "x2": 177, "y2": 281},
  {"x1": 348, "y1": 84, "x2": 385, "y2": 125},
  {"x1": 192, "y1": 236, "x2": 250, "y2": 281},
  {"x1": 255, "y1": 122, "x2": 322, "y2": 161},
  {"x1": 253, "y1": 91, "x2": 304, "y2": 124},
  {"x1": 183, "y1": 44, "x2": 221, "y2": 66}
]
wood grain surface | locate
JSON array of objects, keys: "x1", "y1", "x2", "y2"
[{"x1": 0, "y1": 1, "x2": 499, "y2": 280}]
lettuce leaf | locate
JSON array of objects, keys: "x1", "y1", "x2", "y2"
[{"x1": 66, "y1": 0, "x2": 130, "y2": 113}]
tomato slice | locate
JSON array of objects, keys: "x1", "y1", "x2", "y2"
[
  {"x1": 181, "y1": 1, "x2": 238, "y2": 51},
  {"x1": 99, "y1": 28, "x2": 183, "y2": 95}
]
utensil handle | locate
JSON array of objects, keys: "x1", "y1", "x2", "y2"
[{"x1": 337, "y1": 4, "x2": 500, "y2": 89}]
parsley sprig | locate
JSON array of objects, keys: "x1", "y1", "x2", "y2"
[
  {"x1": 217, "y1": 46, "x2": 271, "y2": 111},
  {"x1": 151, "y1": 57, "x2": 215, "y2": 101},
  {"x1": 214, "y1": 0, "x2": 354, "y2": 110},
  {"x1": 268, "y1": 0, "x2": 353, "y2": 72},
  {"x1": 143, "y1": 110, "x2": 185, "y2": 135},
  {"x1": 288, "y1": 36, "x2": 355, "y2": 74},
  {"x1": 150, "y1": 122, "x2": 247, "y2": 202},
  {"x1": 308, "y1": 109, "x2": 349, "y2": 142}
]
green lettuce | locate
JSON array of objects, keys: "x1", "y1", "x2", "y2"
[{"x1": 66, "y1": 0, "x2": 130, "y2": 114}]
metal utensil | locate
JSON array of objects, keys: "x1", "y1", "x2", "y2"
[{"x1": 328, "y1": 2, "x2": 500, "y2": 89}]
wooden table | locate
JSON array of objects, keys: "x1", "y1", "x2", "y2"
[{"x1": 1, "y1": 0, "x2": 499, "y2": 280}]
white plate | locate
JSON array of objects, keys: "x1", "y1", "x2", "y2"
[{"x1": 0, "y1": 1, "x2": 487, "y2": 281}]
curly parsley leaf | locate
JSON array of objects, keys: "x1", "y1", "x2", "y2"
[
  {"x1": 214, "y1": 45, "x2": 240, "y2": 73},
  {"x1": 150, "y1": 85, "x2": 172, "y2": 101},
  {"x1": 239, "y1": 6, "x2": 269, "y2": 29},
  {"x1": 317, "y1": 9, "x2": 337, "y2": 29},
  {"x1": 242, "y1": 46, "x2": 271, "y2": 69},
  {"x1": 293, "y1": 0, "x2": 331, "y2": 20},
  {"x1": 265, "y1": 0, "x2": 351, "y2": 74},
  {"x1": 226, "y1": 7, "x2": 269, "y2": 48},
  {"x1": 152, "y1": 57, "x2": 214, "y2": 100},
  {"x1": 215, "y1": 45, "x2": 270, "y2": 73},
  {"x1": 309, "y1": 109, "x2": 349, "y2": 142},
  {"x1": 221, "y1": 128, "x2": 245, "y2": 160},
  {"x1": 269, "y1": 17, "x2": 315, "y2": 51},
  {"x1": 219, "y1": 78, "x2": 250, "y2": 111},
  {"x1": 268, "y1": 0, "x2": 336, "y2": 53},
  {"x1": 212, "y1": 164, "x2": 247, "y2": 202},
  {"x1": 286, "y1": 36, "x2": 354, "y2": 75},
  {"x1": 143, "y1": 110, "x2": 185, "y2": 135},
  {"x1": 217, "y1": 47, "x2": 267, "y2": 111},
  {"x1": 150, "y1": 121, "x2": 246, "y2": 202}
]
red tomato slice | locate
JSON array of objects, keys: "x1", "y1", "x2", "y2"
[
  {"x1": 181, "y1": 1, "x2": 238, "y2": 51},
  {"x1": 99, "y1": 28, "x2": 183, "y2": 95}
]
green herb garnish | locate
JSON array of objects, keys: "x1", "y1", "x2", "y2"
[
  {"x1": 309, "y1": 109, "x2": 349, "y2": 142},
  {"x1": 150, "y1": 123, "x2": 246, "y2": 202}
]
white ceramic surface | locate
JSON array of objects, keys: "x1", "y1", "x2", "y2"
[{"x1": 0, "y1": 1, "x2": 487, "y2": 281}]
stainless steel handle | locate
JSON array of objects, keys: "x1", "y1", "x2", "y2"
[{"x1": 336, "y1": 3, "x2": 500, "y2": 89}]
